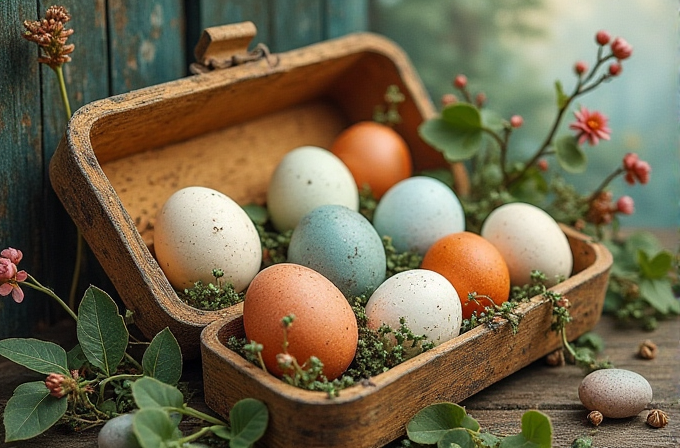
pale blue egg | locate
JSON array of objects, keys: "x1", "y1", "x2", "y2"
[
  {"x1": 373, "y1": 176, "x2": 465, "y2": 255},
  {"x1": 287, "y1": 204, "x2": 386, "y2": 298}
]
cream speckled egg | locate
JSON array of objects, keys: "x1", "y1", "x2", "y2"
[
  {"x1": 266, "y1": 146, "x2": 359, "y2": 232},
  {"x1": 365, "y1": 269, "x2": 462, "y2": 355},
  {"x1": 578, "y1": 368, "x2": 653, "y2": 418},
  {"x1": 481, "y1": 202, "x2": 573, "y2": 286},
  {"x1": 154, "y1": 186, "x2": 262, "y2": 292}
]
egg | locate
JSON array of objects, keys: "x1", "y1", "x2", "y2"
[
  {"x1": 154, "y1": 186, "x2": 262, "y2": 292},
  {"x1": 372, "y1": 176, "x2": 466, "y2": 255},
  {"x1": 287, "y1": 204, "x2": 386, "y2": 298},
  {"x1": 266, "y1": 146, "x2": 359, "y2": 232},
  {"x1": 480, "y1": 202, "x2": 573, "y2": 286},
  {"x1": 578, "y1": 368, "x2": 653, "y2": 418},
  {"x1": 242, "y1": 263, "x2": 358, "y2": 380},
  {"x1": 329, "y1": 121, "x2": 413, "y2": 199},
  {"x1": 421, "y1": 231, "x2": 510, "y2": 320},
  {"x1": 365, "y1": 269, "x2": 462, "y2": 355}
]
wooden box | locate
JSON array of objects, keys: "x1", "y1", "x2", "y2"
[
  {"x1": 49, "y1": 22, "x2": 443, "y2": 359},
  {"x1": 49, "y1": 22, "x2": 613, "y2": 447}
]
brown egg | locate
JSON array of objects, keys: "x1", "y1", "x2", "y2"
[
  {"x1": 243, "y1": 263, "x2": 358, "y2": 380},
  {"x1": 330, "y1": 121, "x2": 413, "y2": 199}
]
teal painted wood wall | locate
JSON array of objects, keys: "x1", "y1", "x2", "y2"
[{"x1": 0, "y1": 0, "x2": 368, "y2": 337}]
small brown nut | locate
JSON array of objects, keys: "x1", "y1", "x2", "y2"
[
  {"x1": 646, "y1": 409, "x2": 668, "y2": 428},
  {"x1": 638, "y1": 339, "x2": 658, "y2": 360},
  {"x1": 587, "y1": 410, "x2": 603, "y2": 426},
  {"x1": 545, "y1": 349, "x2": 565, "y2": 367}
]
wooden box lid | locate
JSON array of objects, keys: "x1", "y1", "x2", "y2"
[{"x1": 49, "y1": 22, "x2": 444, "y2": 359}]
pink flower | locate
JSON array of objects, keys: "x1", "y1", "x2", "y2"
[
  {"x1": 569, "y1": 106, "x2": 611, "y2": 146},
  {"x1": 453, "y1": 74, "x2": 467, "y2": 89},
  {"x1": 45, "y1": 373, "x2": 67, "y2": 398},
  {"x1": 1, "y1": 248, "x2": 23, "y2": 265},
  {"x1": 616, "y1": 196, "x2": 635, "y2": 215},
  {"x1": 622, "y1": 153, "x2": 651, "y2": 185},
  {"x1": 510, "y1": 115, "x2": 523, "y2": 128},
  {"x1": 0, "y1": 258, "x2": 17, "y2": 282},
  {"x1": 596, "y1": 30, "x2": 611, "y2": 46},
  {"x1": 574, "y1": 61, "x2": 588, "y2": 75},
  {"x1": 611, "y1": 37, "x2": 633, "y2": 60}
]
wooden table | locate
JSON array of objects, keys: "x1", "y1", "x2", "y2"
[{"x1": 1, "y1": 313, "x2": 677, "y2": 448}]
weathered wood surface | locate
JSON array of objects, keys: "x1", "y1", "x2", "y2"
[{"x1": 1, "y1": 314, "x2": 677, "y2": 447}]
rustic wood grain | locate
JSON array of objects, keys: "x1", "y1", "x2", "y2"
[
  {"x1": 1, "y1": 314, "x2": 676, "y2": 447},
  {"x1": 0, "y1": 1, "x2": 48, "y2": 337}
]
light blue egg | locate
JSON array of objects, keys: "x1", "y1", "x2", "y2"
[
  {"x1": 373, "y1": 176, "x2": 465, "y2": 255},
  {"x1": 287, "y1": 204, "x2": 386, "y2": 298}
]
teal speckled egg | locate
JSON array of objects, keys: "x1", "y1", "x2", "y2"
[{"x1": 287, "y1": 204, "x2": 386, "y2": 298}]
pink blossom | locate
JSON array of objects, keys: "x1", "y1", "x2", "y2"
[
  {"x1": 510, "y1": 115, "x2": 523, "y2": 128},
  {"x1": 616, "y1": 196, "x2": 635, "y2": 215},
  {"x1": 45, "y1": 373, "x2": 67, "y2": 398},
  {"x1": 1, "y1": 248, "x2": 23, "y2": 265},
  {"x1": 537, "y1": 159, "x2": 549, "y2": 172},
  {"x1": 441, "y1": 93, "x2": 458, "y2": 107},
  {"x1": 0, "y1": 256, "x2": 27, "y2": 304},
  {"x1": 611, "y1": 37, "x2": 633, "y2": 60},
  {"x1": 0, "y1": 258, "x2": 17, "y2": 282},
  {"x1": 596, "y1": 30, "x2": 611, "y2": 46},
  {"x1": 569, "y1": 106, "x2": 611, "y2": 146},
  {"x1": 622, "y1": 153, "x2": 651, "y2": 185},
  {"x1": 453, "y1": 74, "x2": 467, "y2": 89},
  {"x1": 574, "y1": 61, "x2": 588, "y2": 75},
  {"x1": 609, "y1": 62, "x2": 622, "y2": 76}
]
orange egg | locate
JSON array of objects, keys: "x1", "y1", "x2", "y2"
[
  {"x1": 421, "y1": 232, "x2": 510, "y2": 320},
  {"x1": 329, "y1": 121, "x2": 413, "y2": 199},
  {"x1": 242, "y1": 263, "x2": 358, "y2": 380}
]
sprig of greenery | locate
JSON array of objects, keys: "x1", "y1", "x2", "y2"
[{"x1": 177, "y1": 269, "x2": 245, "y2": 311}]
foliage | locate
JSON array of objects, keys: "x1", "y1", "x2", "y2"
[{"x1": 403, "y1": 402, "x2": 552, "y2": 447}]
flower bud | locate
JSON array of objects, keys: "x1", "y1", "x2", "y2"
[
  {"x1": 1, "y1": 248, "x2": 23, "y2": 265},
  {"x1": 441, "y1": 93, "x2": 458, "y2": 107},
  {"x1": 610, "y1": 37, "x2": 633, "y2": 60},
  {"x1": 616, "y1": 196, "x2": 635, "y2": 215},
  {"x1": 276, "y1": 353, "x2": 295, "y2": 368},
  {"x1": 45, "y1": 373, "x2": 67, "y2": 398},
  {"x1": 595, "y1": 30, "x2": 611, "y2": 45},
  {"x1": 537, "y1": 159, "x2": 549, "y2": 172},
  {"x1": 453, "y1": 74, "x2": 467, "y2": 89},
  {"x1": 475, "y1": 92, "x2": 486, "y2": 108},
  {"x1": 574, "y1": 61, "x2": 588, "y2": 75},
  {"x1": 510, "y1": 115, "x2": 523, "y2": 128},
  {"x1": 608, "y1": 62, "x2": 622, "y2": 76}
]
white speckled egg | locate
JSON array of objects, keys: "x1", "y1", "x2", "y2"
[
  {"x1": 365, "y1": 269, "x2": 462, "y2": 354},
  {"x1": 266, "y1": 146, "x2": 359, "y2": 232},
  {"x1": 578, "y1": 368, "x2": 653, "y2": 418},
  {"x1": 154, "y1": 186, "x2": 262, "y2": 292},
  {"x1": 287, "y1": 204, "x2": 386, "y2": 298},
  {"x1": 480, "y1": 202, "x2": 573, "y2": 286},
  {"x1": 372, "y1": 176, "x2": 465, "y2": 255}
]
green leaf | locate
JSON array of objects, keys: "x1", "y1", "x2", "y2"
[
  {"x1": 77, "y1": 286, "x2": 129, "y2": 376},
  {"x1": 418, "y1": 118, "x2": 483, "y2": 162},
  {"x1": 67, "y1": 344, "x2": 88, "y2": 371},
  {"x1": 480, "y1": 109, "x2": 505, "y2": 133},
  {"x1": 639, "y1": 278, "x2": 680, "y2": 315},
  {"x1": 625, "y1": 232, "x2": 663, "y2": 256},
  {"x1": 0, "y1": 338, "x2": 69, "y2": 376},
  {"x1": 499, "y1": 410, "x2": 552, "y2": 448},
  {"x1": 477, "y1": 431, "x2": 502, "y2": 447},
  {"x1": 133, "y1": 408, "x2": 180, "y2": 448},
  {"x1": 555, "y1": 136, "x2": 586, "y2": 173},
  {"x1": 132, "y1": 376, "x2": 184, "y2": 409},
  {"x1": 228, "y1": 398, "x2": 269, "y2": 447},
  {"x1": 554, "y1": 80, "x2": 569, "y2": 108},
  {"x1": 441, "y1": 103, "x2": 483, "y2": 130},
  {"x1": 142, "y1": 328, "x2": 183, "y2": 385},
  {"x1": 437, "y1": 428, "x2": 474, "y2": 448},
  {"x1": 407, "y1": 402, "x2": 480, "y2": 445},
  {"x1": 3, "y1": 381, "x2": 68, "y2": 442},
  {"x1": 637, "y1": 250, "x2": 673, "y2": 280}
]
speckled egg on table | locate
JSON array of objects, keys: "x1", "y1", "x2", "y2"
[
  {"x1": 266, "y1": 145, "x2": 359, "y2": 232},
  {"x1": 578, "y1": 368, "x2": 653, "y2": 418},
  {"x1": 287, "y1": 204, "x2": 386, "y2": 298},
  {"x1": 153, "y1": 186, "x2": 262, "y2": 292},
  {"x1": 372, "y1": 176, "x2": 466, "y2": 255}
]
